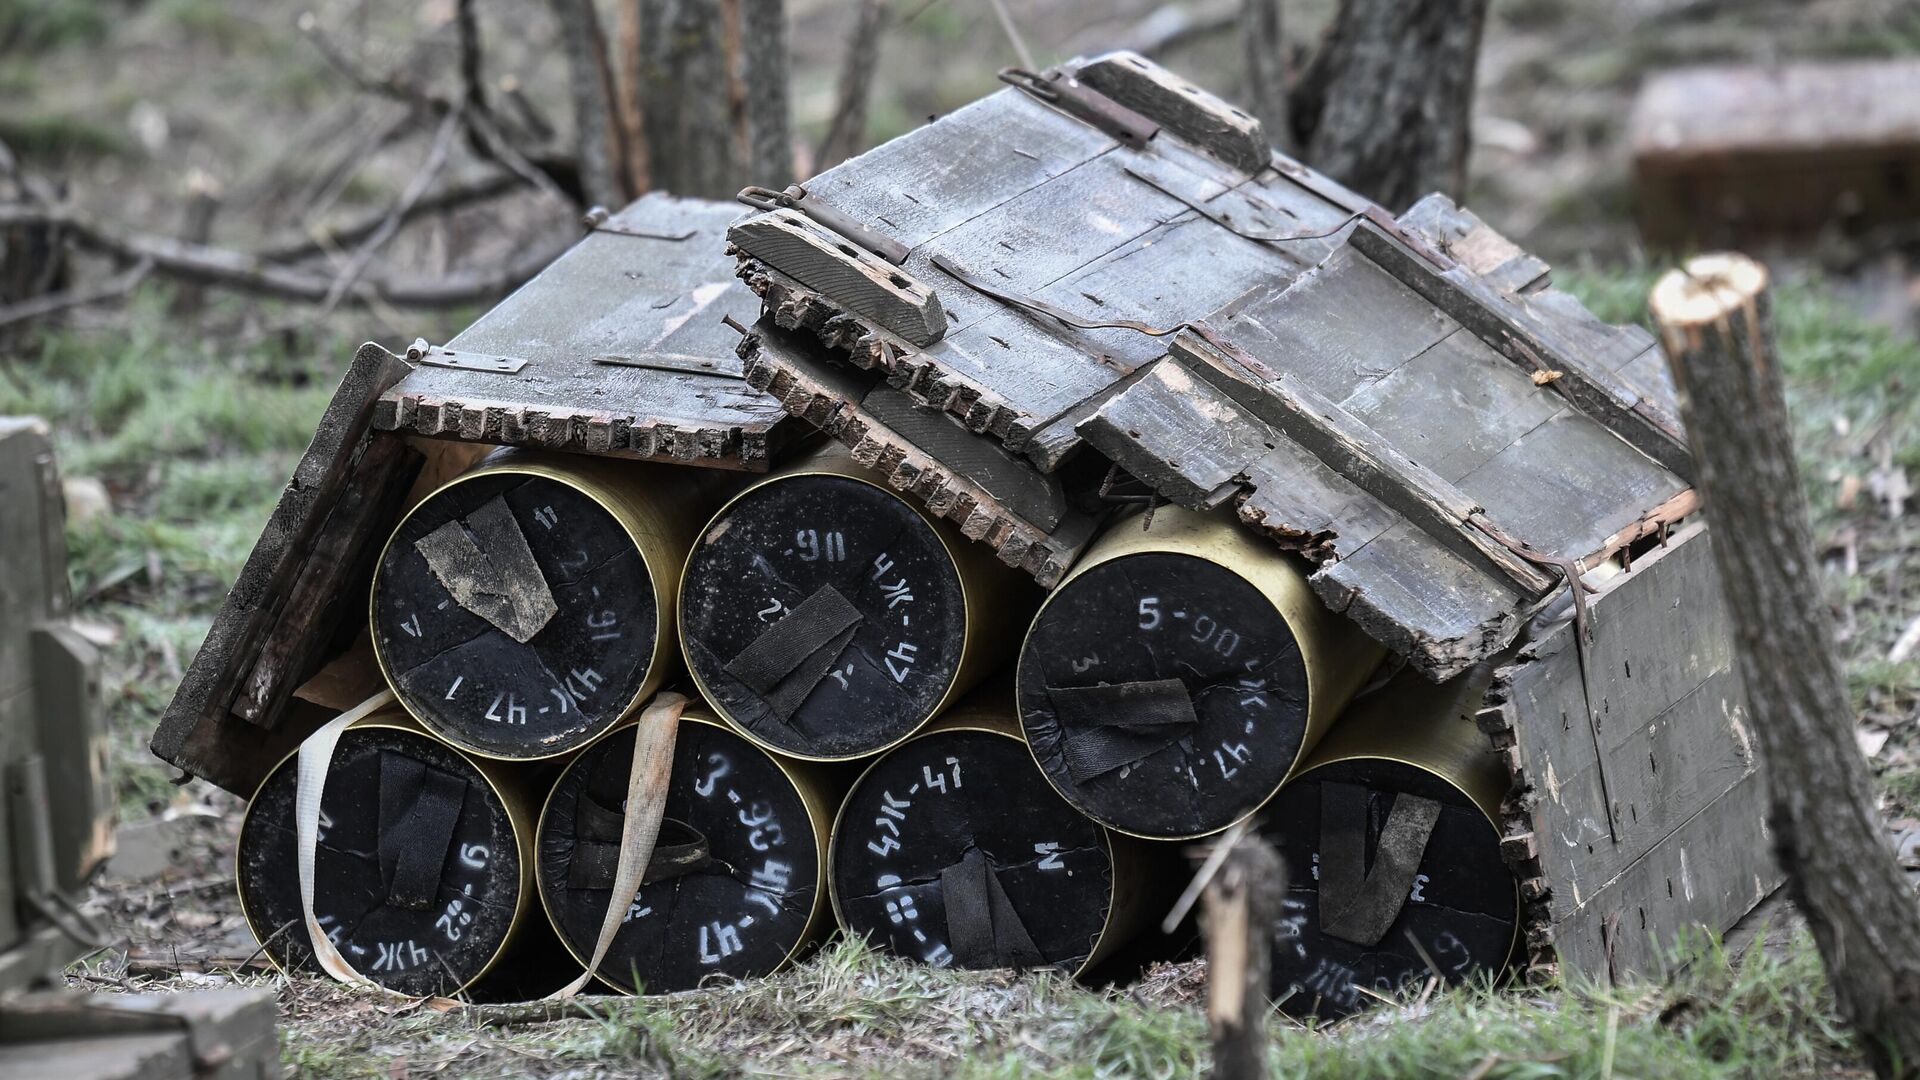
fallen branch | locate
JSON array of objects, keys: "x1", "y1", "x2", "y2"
[
  {"x1": 318, "y1": 97, "x2": 468, "y2": 314},
  {"x1": 0, "y1": 257, "x2": 151, "y2": 331},
  {"x1": 259, "y1": 171, "x2": 521, "y2": 263},
  {"x1": 0, "y1": 202, "x2": 574, "y2": 309}
]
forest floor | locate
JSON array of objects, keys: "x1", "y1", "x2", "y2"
[{"x1": 3, "y1": 0, "x2": 1918, "y2": 1076}]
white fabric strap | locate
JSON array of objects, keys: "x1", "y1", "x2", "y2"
[
  {"x1": 295, "y1": 688, "x2": 398, "y2": 991},
  {"x1": 548, "y1": 690, "x2": 687, "y2": 998}
]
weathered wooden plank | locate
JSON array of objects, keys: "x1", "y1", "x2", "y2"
[
  {"x1": 1207, "y1": 241, "x2": 1460, "y2": 404},
  {"x1": 1311, "y1": 521, "x2": 1528, "y2": 681},
  {"x1": 1555, "y1": 769, "x2": 1778, "y2": 980},
  {"x1": 1397, "y1": 193, "x2": 1551, "y2": 294},
  {"x1": 229, "y1": 432, "x2": 422, "y2": 726},
  {"x1": 1072, "y1": 50, "x2": 1270, "y2": 173},
  {"x1": 1075, "y1": 358, "x2": 1258, "y2": 509},
  {"x1": 739, "y1": 319, "x2": 1096, "y2": 587},
  {"x1": 1171, "y1": 334, "x2": 1558, "y2": 597},
  {"x1": 1349, "y1": 223, "x2": 1693, "y2": 481},
  {"x1": 378, "y1": 194, "x2": 789, "y2": 469},
  {"x1": 802, "y1": 87, "x2": 1118, "y2": 251},
  {"x1": 1337, "y1": 328, "x2": 1563, "y2": 481},
  {"x1": 152, "y1": 342, "x2": 412, "y2": 794},
  {"x1": 728, "y1": 209, "x2": 948, "y2": 345},
  {"x1": 1485, "y1": 524, "x2": 1766, "y2": 977},
  {"x1": 1453, "y1": 411, "x2": 1690, "y2": 559}
]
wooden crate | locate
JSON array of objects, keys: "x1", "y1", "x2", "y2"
[
  {"x1": 154, "y1": 53, "x2": 1781, "y2": 982},
  {"x1": 1631, "y1": 59, "x2": 1920, "y2": 246}
]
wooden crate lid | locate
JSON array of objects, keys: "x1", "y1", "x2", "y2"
[
  {"x1": 730, "y1": 52, "x2": 1698, "y2": 679},
  {"x1": 376, "y1": 193, "x2": 792, "y2": 471}
]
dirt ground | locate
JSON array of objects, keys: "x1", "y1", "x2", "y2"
[{"x1": 5, "y1": 0, "x2": 1919, "y2": 1075}]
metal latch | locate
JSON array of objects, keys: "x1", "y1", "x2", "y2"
[
  {"x1": 405, "y1": 338, "x2": 528, "y2": 375},
  {"x1": 737, "y1": 185, "x2": 910, "y2": 265},
  {"x1": 999, "y1": 66, "x2": 1160, "y2": 151}
]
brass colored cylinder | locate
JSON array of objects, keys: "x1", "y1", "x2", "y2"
[
  {"x1": 534, "y1": 709, "x2": 841, "y2": 994},
  {"x1": 827, "y1": 693, "x2": 1168, "y2": 978},
  {"x1": 1257, "y1": 667, "x2": 1520, "y2": 1020},
  {"x1": 371, "y1": 451, "x2": 713, "y2": 761},
  {"x1": 678, "y1": 444, "x2": 1033, "y2": 761},
  {"x1": 1017, "y1": 506, "x2": 1384, "y2": 841},
  {"x1": 235, "y1": 709, "x2": 556, "y2": 999}
]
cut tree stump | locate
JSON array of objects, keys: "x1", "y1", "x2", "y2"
[
  {"x1": 1204, "y1": 832, "x2": 1282, "y2": 1080},
  {"x1": 1652, "y1": 253, "x2": 1920, "y2": 1079}
]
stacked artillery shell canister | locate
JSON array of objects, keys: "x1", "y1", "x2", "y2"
[
  {"x1": 829, "y1": 698, "x2": 1163, "y2": 976},
  {"x1": 370, "y1": 451, "x2": 711, "y2": 761},
  {"x1": 1258, "y1": 668, "x2": 1519, "y2": 1020},
  {"x1": 236, "y1": 710, "x2": 575, "y2": 999},
  {"x1": 1017, "y1": 506, "x2": 1384, "y2": 841},
  {"x1": 535, "y1": 710, "x2": 838, "y2": 993},
  {"x1": 678, "y1": 446, "x2": 1033, "y2": 761}
]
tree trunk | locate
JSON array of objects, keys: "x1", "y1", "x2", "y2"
[
  {"x1": 643, "y1": 0, "x2": 739, "y2": 198},
  {"x1": 550, "y1": 0, "x2": 627, "y2": 208},
  {"x1": 1241, "y1": 0, "x2": 1290, "y2": 155},
  {"x1": 815, "y1": 0, "x2": 889, "y2": 172},
  {"x1": 740, "y1": 0, "x2": 794, "y2": 187},
  {"x1": 1651, "y1": 253, "x2": 1920, "y2": 1080},
  {"x1": 1290, "y1": 0, "x2": 1488, "y2": 211},
  {"x1": 1204, "y1": 834, "x2": 1282, "y2": 1080}
]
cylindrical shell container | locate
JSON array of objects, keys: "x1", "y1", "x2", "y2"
[
  {"x1": 1258, "y1": 668, "x2": 1519, "y2": 1021},
  {"x1": 371, "y1": 451, "x2": 708, "y2": 760},
  {"x1": 535, "y1": 710, "x2": 837, "y2": 993},
  {"x1": 236, "y1": 713, "x2": 548, "y2": 999},
  {"x1": 678, "y1": 445, "x2": 1029, "y2": 761},
  {"x1": 1017, "y1": 506, "x2": 1382, "y2": 840},
  {"x1": 828, "y1": 702, "x2": 1161, "y2": 976}
]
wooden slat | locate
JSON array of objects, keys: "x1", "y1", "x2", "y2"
[
  {"x1": 727, "y1": 210, "x2": 948, "y2": 346},
  {"x1": 739, "y1": 319, "x2": 1096, "y2": 587},
  {"x1": 1071, "y1": 50, "x2": 1270, "y2": 173},
  {"x1": 1170, "y1": 333, "x2": 1558, "y2": 597},
  {"x1": 1349, "y1": 223, "x2": 1693, "y2": 481},
  {"x1": 228, "y1": 433, "x2": 421, "y2": 726},
  {"x1": 152, "y1": 343, "x2": 412, "y2": 794},
  {"x1": 802, "y1": 87, "x2": 1118, "y2": 251},
  {"x1": 1397, "y1": 193, "x2": 1551, "y2": 294}
]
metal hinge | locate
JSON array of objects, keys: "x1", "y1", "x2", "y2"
[
  {"x1": 405, "y1": 338, "x2": 528, "y2": 375},
  {"x1": 999, "y1": 66, "x2": 1160, "y2": 151}
]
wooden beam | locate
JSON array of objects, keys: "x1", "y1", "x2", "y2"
[{"x1": 1170, "y1": 333, "x2": 1559, "y2": 597}]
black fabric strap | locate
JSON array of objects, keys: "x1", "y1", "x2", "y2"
[
  {"x1": 567, "y1": 798, "x2": 713, "y2": 890},
  {"x1": 724, "y1": 584, "x2": 864, "y2": 721},
  {"x1": 941, "y1": 848, "x2": 1044, "y2": 970},
  {"x1": 1318, "y1": 782, "x2": 1442, "y2": 947},
  {"x1": 1045, "y1": 679, "x2": 1200, "y2": 783},
  {"x1": 378, "y1": 754, "x2": 468, "y2": 911}
]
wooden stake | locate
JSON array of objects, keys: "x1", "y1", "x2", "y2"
[
  {"x1": 1203, "y1": 832, "x2": 1283, "y2": 1080},
  {"x1": 1652, "y1": 253, "x2": 1920, "y2": 1080}
]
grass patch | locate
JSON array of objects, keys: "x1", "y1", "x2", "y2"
[{"x1": 256, "y1": 933, "x2": 1855, "y2": 1079}]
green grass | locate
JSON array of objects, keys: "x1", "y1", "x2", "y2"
[{"x1": 257, "y1": 933, "x2": 1856, "y2": 1079}]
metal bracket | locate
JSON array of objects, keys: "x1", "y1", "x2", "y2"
[
  {"x1": 593, "y1": 352, "x2": 745, "y2": 379},
  {"x1": 737, "y1": 185, "x2": 910, "y2": 265},
  {"x1": 999, "y1": 66, "x2": 1160, "y2": 151},
  {"x1": 404, "y1": 338, "x2": 528, "y2": 375},
  {"x1": 581, "y1": 206, "x2": 698, "y2": 242}
]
